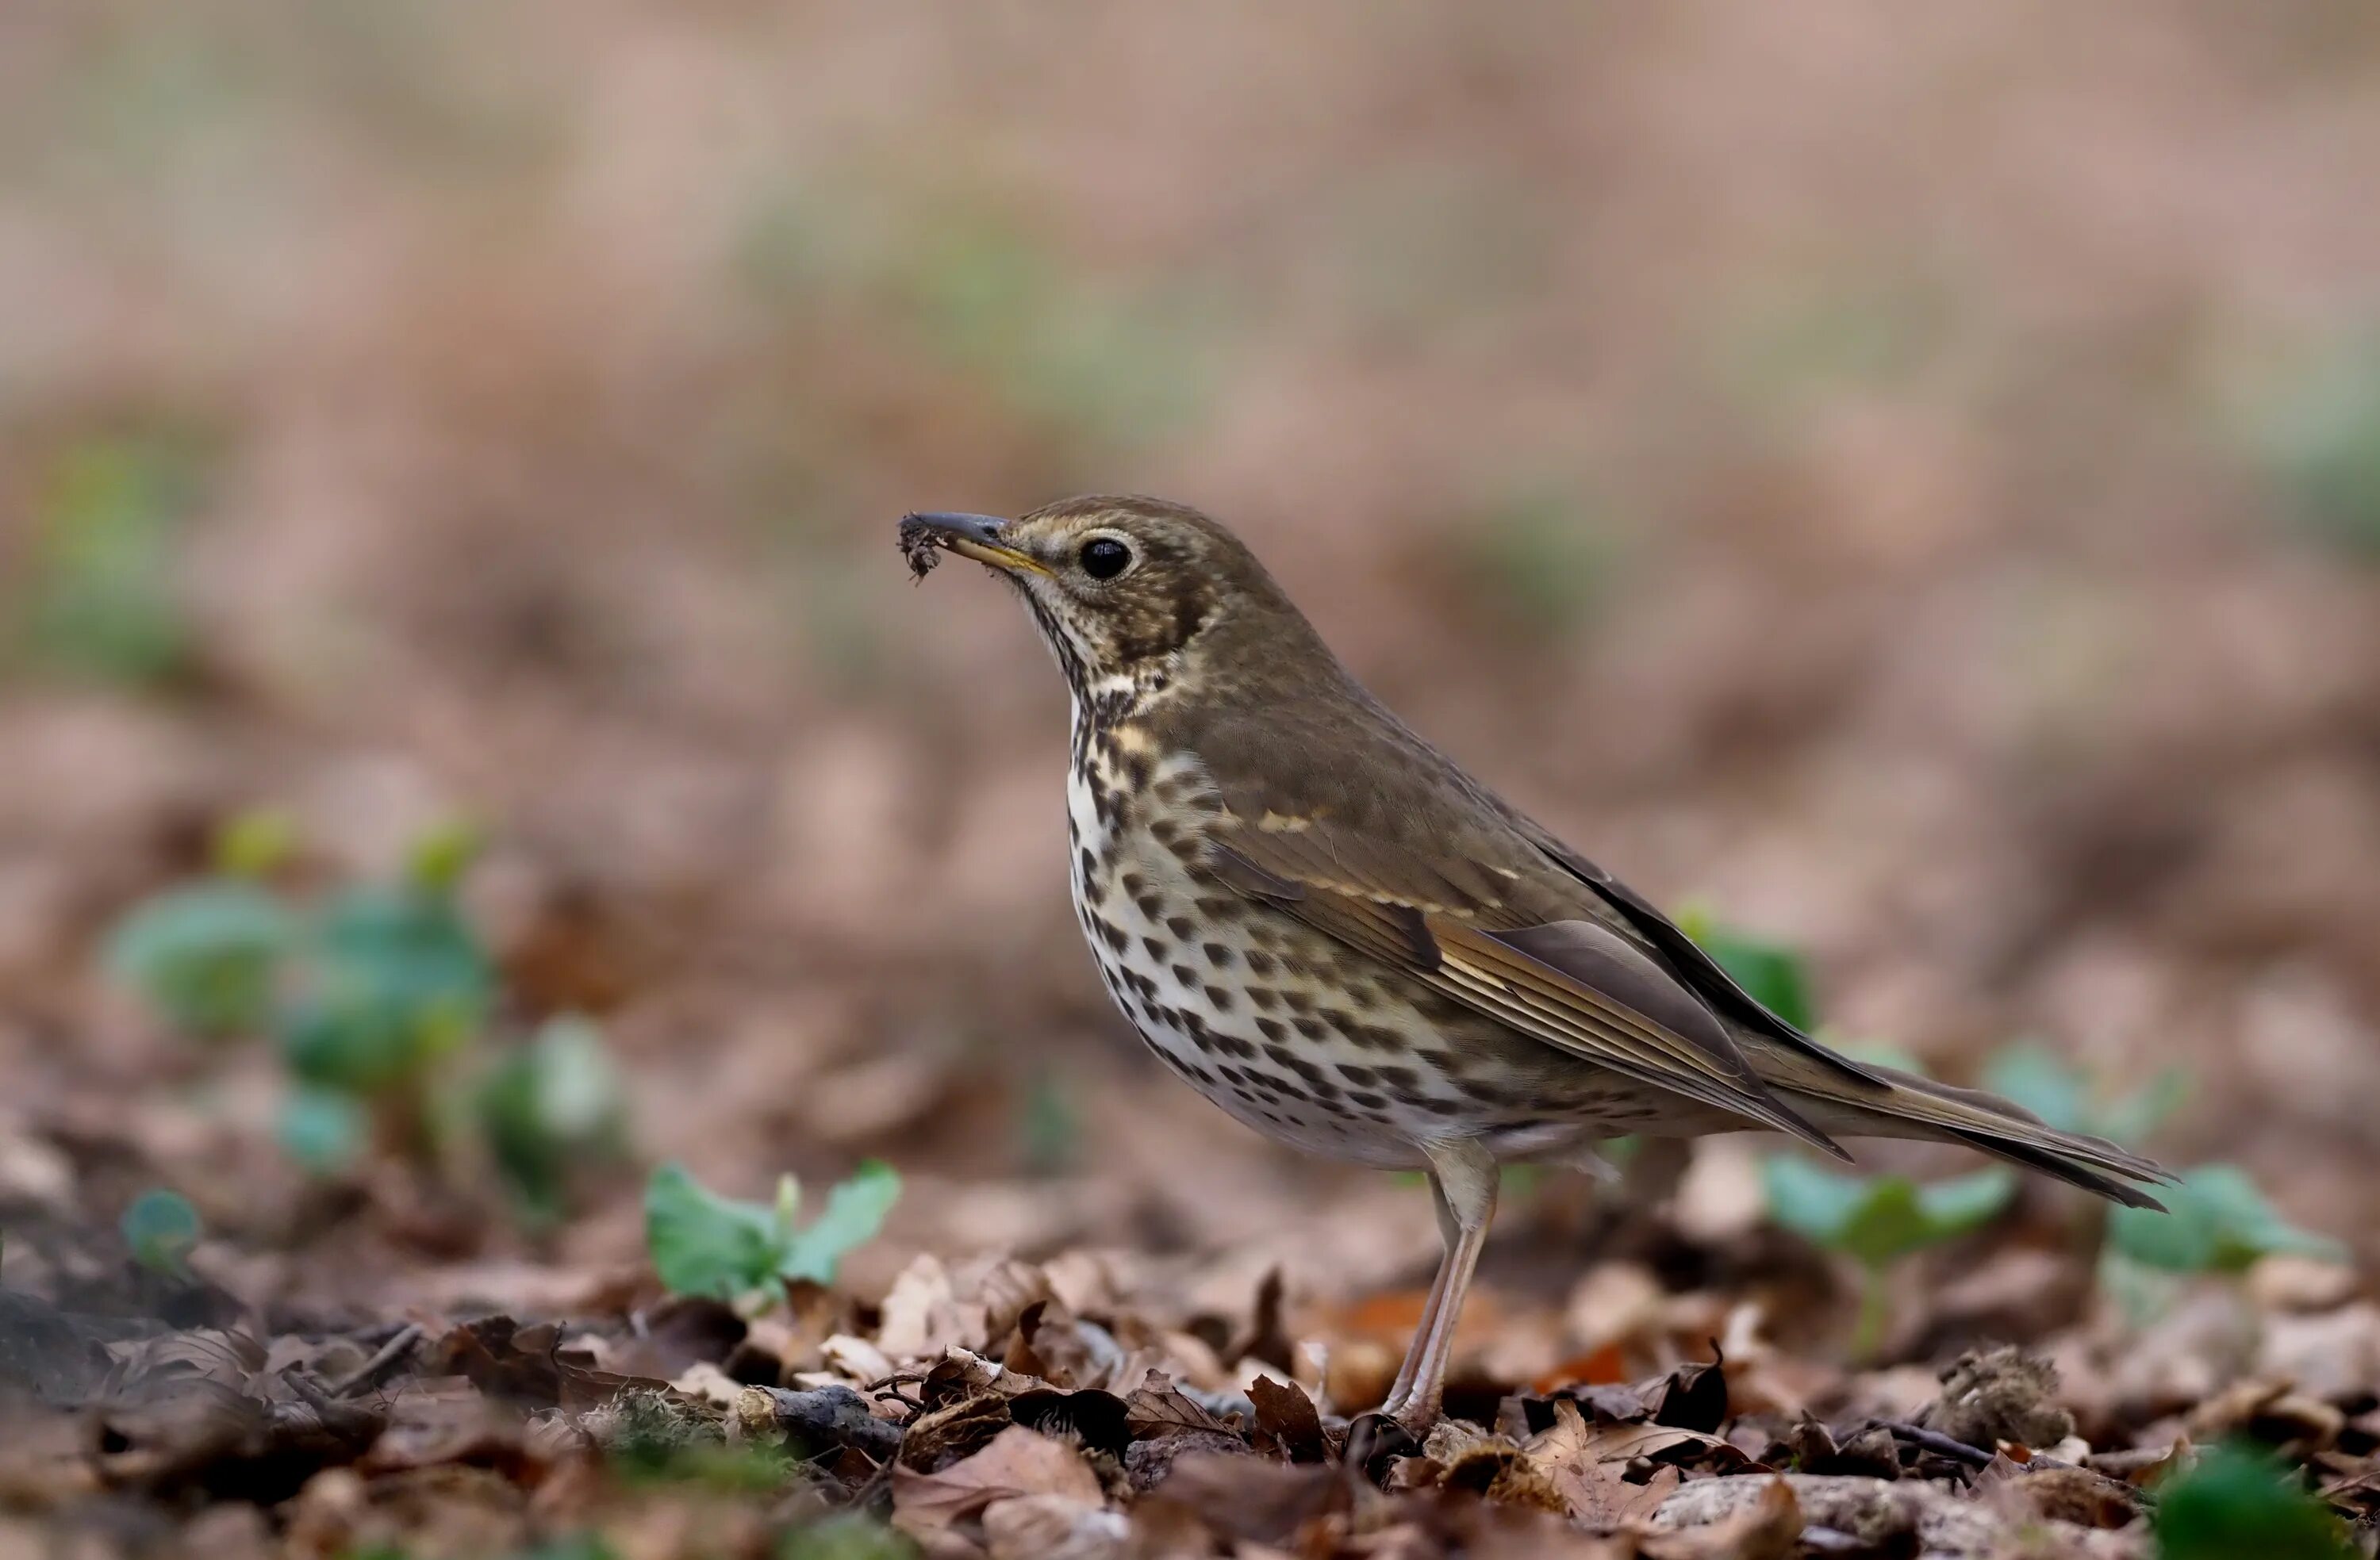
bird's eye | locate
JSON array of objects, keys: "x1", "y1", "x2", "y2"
[{"x1": 1079, "y1": 537, "x2": 1133, "y2": 581}]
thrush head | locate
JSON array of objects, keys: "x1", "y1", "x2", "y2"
[{"x1": 898, "y1": 496, "x2": 1326, "y2": 705}]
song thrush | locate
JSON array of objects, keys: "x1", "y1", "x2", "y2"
[{"x1": 898, "y1": 497, "x2": 2170, "y2": 1433}]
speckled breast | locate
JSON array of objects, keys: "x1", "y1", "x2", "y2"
[{"x1": 1061, "y1": 726, "x2": 1648, "y2": 1168}]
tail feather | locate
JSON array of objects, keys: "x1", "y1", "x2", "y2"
[{"x1": 1786, "y1": 1064, "x2": 2175, "y2": 1210}]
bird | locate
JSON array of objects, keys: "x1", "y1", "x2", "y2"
[{"x1": 896, "y1": 496, "x2": 2171, "y2": 1435}]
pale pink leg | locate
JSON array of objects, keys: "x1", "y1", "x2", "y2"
[{"x1": 1376, "y1": 1139, "x2": 1499, "y2": 1432}]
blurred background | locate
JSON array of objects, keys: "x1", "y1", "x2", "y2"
[{"x1": 3, "y1": 0, "x2": 2379, "y2": 1331}]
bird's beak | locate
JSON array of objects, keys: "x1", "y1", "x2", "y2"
[{"x1": 900, "y1": 512, "x2": 1052, "y2": 577}]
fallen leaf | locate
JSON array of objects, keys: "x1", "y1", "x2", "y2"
[
  {"x1": 1248, "y1": 1374, "x2": 1325, "y2": 1462},
  {"x1": 891, "y1": 1424, "x2": 1102, "y2": 1535},
  {"x1": 1123, "y1": 1367, "x2": 1230, "y2": 1439},
  {"x1": 981, "y1": 1494, "x2": 1130, "y2": 1560},
  {"x1": 1643, "y1": 1476, "x2": 1800, "y2": 1560}
]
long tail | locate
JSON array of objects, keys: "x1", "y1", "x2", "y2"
[{"x1": 1781, "y1": 1063, "x2": 2175, "y2": 1209}]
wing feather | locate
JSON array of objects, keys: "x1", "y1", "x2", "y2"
[{"x1": 1200, "y1": 795, "x2": 1849, "y2": 1156}]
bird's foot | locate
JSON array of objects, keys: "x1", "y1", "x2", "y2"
[{"x1": 1342, "y1": 1411, "x2": 1422, "y2": 1481}]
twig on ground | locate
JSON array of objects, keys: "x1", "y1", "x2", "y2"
[{"x1": 324, "y1": 1324, "x2": 424, "y2": 1399}]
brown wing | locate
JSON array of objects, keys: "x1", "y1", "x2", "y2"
[{"x1": 1180, "y1": 723, "x2": 1852, "y2": 1156}]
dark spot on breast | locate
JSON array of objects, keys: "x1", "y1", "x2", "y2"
[
  {"x1": 1337, "y1": 1064, "x2": 1377, "y2": 1086},
  {"x1": 1077, "y1": 848, "x2": 1096, "y2": 883},
  {"x1": 1254, "y1": 1017, "x2": 1286, "y2": 1043},
  {"x1": 1248, "y1": 988, "x2": 1280, "y2": 1012},
  {"x1": 1096, "y1": 918, "x2": 1130, "y2": 953},
  {"x1": 1141, "y1": 937, "x2": 1168, "y2": 961},
  {"x1": 1242, "y1": 949, "x2": 1276, "y2": 976},
  {"x1": 1374, "y1": 1065, "x2": 1422, "y2": 1093},
  {"x1": 1203, "y1": 943, "x2": 1233, "y2": 967},
  {"x1": 1166, "y1": 916, "x2": 1195, "y2": 939},
  {"x1": 1281, "y1": 990, "x2": 1315, "y2": 1016},
  {"x1": 1292, "y1": 1018, "x2": 1326, "y2": 1040},
  {"x1": 1136, "y1": 895, "x2": 1165, "y2": 919},
  {"x1": 1344, "y1": 1090, "x2": 1388, "y2": 1110},
  {"x1": 1269, "y1": 1048, "x2": 1329, "y2": 1087},
  {"x1": 1212, "y1": 1033, "x2": 1258, "y2": 1060},
  {"x1": 1120, "y1": 872, "x2": 1148, "y2": 897}
]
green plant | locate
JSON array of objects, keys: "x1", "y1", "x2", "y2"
[
  {"x1": 107, "y1": 878, "x2": 293, "y2": 1038},
  {"x1": 1762, "y1": 1157, "x2": 2016, "y2": 1359},
  {"x1": 1983, "y1": 1042, "x2": 2187, "y2": 1145},
  {"x1": 2109, "y1": 1164, "x2": 2345, "y2": 1275},
  {"x1": 779, "y1": 1515, "x2": 917, "y2": 1560},
  {"x1": 119, "y1": 1188, "x2": 202, "y2": 1277},
  {"x1": 1458, "y1": 485, "x2": 1619, "y2": 639},
  {"x1": 2154, "y1": 1442, "x2": 2355, "y2": 1560},
  {"x1": 106, "y1": 811, "x2": 299, "y2": 1037},
  {"x1": 1688, "y1": 917, "x2": 2020, "y2": 1358},
  {"x1": 1675, "y1": 906, "x2": 1819, "y2": 1033},
  {"x1": 2248, "y1": 335, "x2": 2380, "y2": 564},
  {"x1": 644, "y1": 1160, "x2": 900, "y2": 1313},
  {"x1": 105, "y1": 816, "x2": 626, "y2": 1214},
  {"x1": 478, "y1": 1016, "x2": 628, "y2": 1221},
  {"x1": 13, "y1": 429, "x2": 208, "y2": 688}
]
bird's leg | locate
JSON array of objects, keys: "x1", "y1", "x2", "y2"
[
  {"x1": 1379, "y1": 1171, "x2": 1462, "y2": 1412},
  {"x1": 1376, "y1": 1138, "x2": 1498, "y2": 1433}
]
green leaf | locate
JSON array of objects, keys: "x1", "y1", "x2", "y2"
[
  {"x1": 404, "y1": 819, "x2": 482, "y2": 896},
  {"x1": 1981, "y1": 1044, "x2": 2091, "y2": 1133},
  {"x1": 779, "y1": 1514, "x2": 919, "y2": 1560},
  {"x1": 479, "y1": 1018, "x2": 626, "y2": 1219},
  {"x1": 212, "y1": 810, "x2": 299, "y2": 880},
  {"x1": 778, "y1": 1160, "x2": 901, "y2": 1286},
  {"x1": 119, "y1": 1189, "x2": 201, "y2": 1275},
  {"x1": 2100, "y1": 1067, "x2": 2191, "y2": 1146},
  {"x1": 1983, "y1": 1043, "x2": 2187, "y2": 1145},
  {"x1": 278, "y1": 883, "x2": 492, "y2": 1093},
  {"x1": 1914, "y1": 1168, "x2": 2019, "y2": 1233},
  {"x1": 278, "y1": 1086, "x2": 368, "y2": 1173},
  {"x1": 644, "y1": 1163, "x2": 788, "y2": 1302},
  {"x1": 17, "y1": 431, "x2": 204, "y2": 689},
  {"x1": 645, "y1": 1160, "x2": 902, "y2": 1304},
  {"x1": 2154, "y1": 1442, "x2": 2355, "y2": 1560},
  {"x1": 1763, "y1": 1158, "x2": 2014, "y2": 1267},
  {"x1": 1676, "y1": 907, "x2": 1818, "y2": 1031},
  {"x1": 2110, "y1": 1163, "x2": 2345, "y2": 1274},
  {"x1": 106, "y1": 880, "x2": 292, "y2": 1037},
  {"x1": 1760, "y1": 1156, "x2": 1874, "y2": 1246}
]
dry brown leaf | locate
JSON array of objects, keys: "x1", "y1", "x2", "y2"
[
  {"x1": 1248, "y1": 1374, "x2": 1326, "y2": 1462},
  {"x1": 981, "y1": 1493, "x2": 1130, "y2": 1560},
  {"x1": 879, "y1": 1255, "x2": 991, "y2": 1362},
  {"x1": 1527, "y1": 1400, "x2": 1683, "y2": 1529},
  {"x1": 1641, "y1": 1476, "x2": 1800, "y2": 1560},
  {"x1": 1123, "y1": 1367, "x2": 1231, "y2": 1439},
  {"x1": 891, "y1": 1424, "x2": 1104, "y2": 1535}
]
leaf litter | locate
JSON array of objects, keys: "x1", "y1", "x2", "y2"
[{"x1": 5, "y1": 1200, "x2": 2375, "y2": 1559}]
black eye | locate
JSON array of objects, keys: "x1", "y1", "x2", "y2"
[{"x1": 1079, "y1": 537, "x2": 1133, "y2": 580}]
